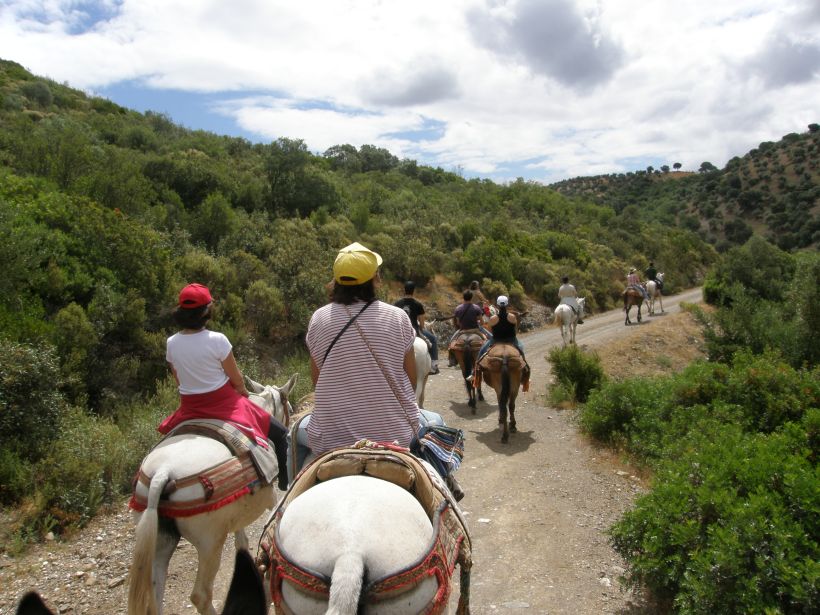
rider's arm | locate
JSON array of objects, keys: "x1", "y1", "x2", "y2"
[
  {"x1": 403, "y1": 347, "x2": 417, "y2": 387},
  {"x1": 310, "y1": 355, "x2": 320, "y2": 386},
  {"x1": 168, "y1": 362, "x2": 180, "y2": 386},
  {"x1": 418, "y1": 313, "x2": 427, "y2": 330},
  {"x1": 221, "y1": 351, "x2": 250, "y2": 397}
]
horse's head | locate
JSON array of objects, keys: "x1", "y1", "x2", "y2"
[
  {"x1": 657, "y1": 272, "x2": 664, "y2": 282},
  {"x1": 578, "y1": 297, "x2": 586, "y2": 311},
  {"x1": 245, "y1": 374, "x2": 299, "y2": 423}
]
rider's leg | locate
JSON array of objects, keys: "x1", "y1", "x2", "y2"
[
  {"x1": 267, "y1": 418, "x2": 289, "y2": 491},
  {"x1": 419, "y1": 408, "x2": 445, "y2": 427},
  {"x1": 286, "y1": 416, "x2": 312, "y2": 484},
  {"x1": 422, "y1": 330, "x2": 439, "y2": 372}
]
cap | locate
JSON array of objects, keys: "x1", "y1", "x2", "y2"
[
  {"x1": 333, "y1": 242, "x2": 383, "y2": 285},
  {"x1": 497, "y1": 295, "x2": 509, "y2": 307},
  {"x1": 178, "y1": 283, "x2": 212, "y2": 309}
]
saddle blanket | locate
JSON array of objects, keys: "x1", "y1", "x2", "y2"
[
  {"x1": 258, "y1": 441, "x2": 472, "y2": 615},
  {"x1": 128, "y1": 420, "x2": 278, "y2": 518},
  {"x1": 449, "y1": 329, "x2": 484, "y2": 351}
]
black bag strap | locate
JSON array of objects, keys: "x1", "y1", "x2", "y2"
[{"x1": 322, "y1": 299, "x2": 374, "y2": 366}]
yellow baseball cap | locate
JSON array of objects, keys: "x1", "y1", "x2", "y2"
[{"x1": 333, "y1": 242, "x2": 383, "y2": 285}]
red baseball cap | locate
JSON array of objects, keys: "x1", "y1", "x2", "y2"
[{"x1": 178, "y1": 283, "x2": 212, "y2": 309}]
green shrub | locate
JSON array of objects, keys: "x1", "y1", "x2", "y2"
[
  {"x1": 0, "y1": 339, "x2": 69, "y2": 462},
  {"x1": 611, "y1": 418, "x2": 819, "y2": 613},
  {"x1": 549, "y1": 345, "x2": 605, "y2": 403}
]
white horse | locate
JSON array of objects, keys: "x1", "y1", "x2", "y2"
[
  {"x1": 128, "y1": 374, "x2": 297, "y2": 615},
  {"x1": 646, "y1": 272, "x2": 664, "y2": 315},
  {"x1": 554, "y1": 298, "x2": 585, "y2": 346},
  {"x1": 275, "y1": 475, "x2": 442, "y2": 614},
  {"x1": 413, "y1": 336, "x2": 432, "y2": 407}
]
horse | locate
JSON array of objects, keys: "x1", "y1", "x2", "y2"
[
  {"x1": 259, "y1": 445, "x2": 472, "y2": 614},
  {"x1": 127, "y1": 374, "x2": 297, "y2": 615},
  {"x1": 450, "y1": 330, "x2": 484, "y2": 410},
  {"x1": 553, "y1": 298, "x2": 585, "y2": 346},
  {"x1": 646, "y1": 272, "x2": 664, "y2": 315},
  {"x1": 15, "y1": 550, "x2": 267, "y2": 615},
  {"x1": 476, "y1": 343, "x2": 528, "y2": 443},
  {"x1": 413, "y1": 336, "x2": 432, "y2": 407},
  {"x1": 623, "y1": 287, "x2": 645, "y2": 325}
]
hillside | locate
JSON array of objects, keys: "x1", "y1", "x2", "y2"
[
  {"x1": 0, "y1": 57, "x2": 717, "y2": 538},
  {"x1": 550, "y1": 126, "x2": 820, "y2": 251}
]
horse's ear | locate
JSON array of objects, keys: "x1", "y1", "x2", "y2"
[
  {"x1": 244, "y1": 376, "x2": 264, "y2": 393},
  {"x1": 16, "y1": 592, "x2": 55, "y2": 615},
  {"x1": 281, "y1": 373, "x2": 298, "y2": 397},
  {"x1": 222, "y1": 549, "x2": 267, "y2": 615}
]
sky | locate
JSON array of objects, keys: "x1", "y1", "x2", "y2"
[{"x1": 1, "y1": 0, "x2": 819, "y2": 184}]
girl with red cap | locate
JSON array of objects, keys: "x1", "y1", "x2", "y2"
[{"x1": 159, "y1": 283, "x2": 289, "y2": 490}]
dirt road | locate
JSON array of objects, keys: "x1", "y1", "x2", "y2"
[{"x1": 0, "y1": 289, "x2": 701, "y2": 614}]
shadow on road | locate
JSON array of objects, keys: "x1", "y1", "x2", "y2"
[
  {"x1": 472, "y1": 427, "x2": 536, "y2": 455},
  {"x1": 447, "y1": 399, "x2": 494, "y2": 420}
]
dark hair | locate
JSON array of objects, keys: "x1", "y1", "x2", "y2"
[
  {"x1": 463, "y1": 289, "x2": 473, "y2": 301},
  {"x1": 469, "y1": 280, "x2": 480, "y2": 290},
  {"x1": 562, "y1": 276, "x2": 569, "y2": 283},
  {"x1": 173, "y1": 305, "x2": 211, "y2": 330},
  {"x1": 332, "y1": 279, "x2": 377, "y2": 305},
  {"x1": 404, "y1": 281, "x2": 416, "y2": 294}
]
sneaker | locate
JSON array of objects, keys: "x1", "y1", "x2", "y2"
[
  {"x1": 429, "y1": 366, "x2": 440, "y2": 375},
  {"x1": 578, "y1": 319, "x2": 584, "y2": 324}
]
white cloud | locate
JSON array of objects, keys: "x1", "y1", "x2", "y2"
[{"x1": 0, "y1": 0, "x2": 817, "y2": 182}]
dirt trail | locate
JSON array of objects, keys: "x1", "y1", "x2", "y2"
[{"x1": 0, "y1": 289, "x2": 702, "y2": 615}]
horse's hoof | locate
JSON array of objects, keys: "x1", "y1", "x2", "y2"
[
  {"x1": 501, "y1": 433, "x2": 509, "y2": 443},
  {"x1": 478, "y1": 392, "x2": 485, "y2": 401},
  {"x1": 468, "y1": 399, "x2": 476, "y2": 409},
  {"x1": 510, "y1": 424, "x2": 517, "y2": 433}
]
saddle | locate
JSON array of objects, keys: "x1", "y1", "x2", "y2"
[
  {"x1": 449, "y1": 329, "x2": 484, "y2": 352},
  {"x1": 476, "y1": 344, "x2": 530, "y2": 391},
  {"x1": 258, "y1": 441, "x2": 472, "y2": 615},
  {"x1": 129, "y1": 420, "x2": 278, "y2": 518}
]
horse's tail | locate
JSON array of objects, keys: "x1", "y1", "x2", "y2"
[
  {"x1": 500, "y1": 355, "x2": 510, "y2": 408},
  {"x1": 128, "y1": 468, "x2": 170, "y2": 615},
  {"x1": 327, "y1": 552, "x2": 365, "y2": 615}
]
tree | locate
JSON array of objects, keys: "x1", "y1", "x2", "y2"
[
  {"x1": 699, "y1": 161, "x2": 718, "y2": 173},
  {"x1": 673, "y1": 162, "x2": 682, "y2": 171},
  {"x1": 661, "y1": 165, "x2": 670, "y2": 173}
]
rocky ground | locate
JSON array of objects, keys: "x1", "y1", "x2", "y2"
[{"x1": 0, "y1": 289, "x2": 704, "y2": 614}]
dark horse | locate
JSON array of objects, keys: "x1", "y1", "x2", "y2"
[
  {"x1": 475, "y1": 344, "x2": 529, "y2": 443},
  {"x1": 623, "y1": 287, "x2": 645, "y2": 325},
  {"x1": 449, "y1": 330, "x2": 484, "y2": 409}
]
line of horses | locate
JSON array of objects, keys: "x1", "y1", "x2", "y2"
[{"x1": 17, "y1": 279, "x2": 667, "y2": 615}]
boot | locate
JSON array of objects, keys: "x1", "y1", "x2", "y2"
[
  {"x1": 429, "y1": 360, "x2": 439, "y2": 375},
  {"x1": 445, "y1": 473, "x2": 465, "y2": 502}
]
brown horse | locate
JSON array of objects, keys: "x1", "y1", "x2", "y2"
[
  {"x1": 475, "y1": 344, "x2": 529, "y2": 443},
  {"x1": 623, "y1": 287, "x2": 645, "y2": 325},
  {"x1": 449, "y1": 330, "x2": 484, "y2": 409}
]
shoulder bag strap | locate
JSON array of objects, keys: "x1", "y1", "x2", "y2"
[
  {"x1": 345, "y1": 306, "x2": 418, "y2": 434},
  {"x1": 322, "y1": 299, "x2": 374, "y2": 366}
]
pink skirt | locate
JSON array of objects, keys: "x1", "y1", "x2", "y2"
[{"x1": 158, "y1": 382, "x2": 271, "y2": 447}]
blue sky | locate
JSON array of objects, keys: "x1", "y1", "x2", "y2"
[{"x1": 1, "y1": 0, "x2": 818, "y2": 184}]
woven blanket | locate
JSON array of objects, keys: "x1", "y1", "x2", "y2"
[{"x1": 258, "y1": 442, "x2": 472, "y2": 614}]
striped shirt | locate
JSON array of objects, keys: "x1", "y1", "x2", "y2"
[{"x1": 305, "y1": 300, "x2": 420, "y2": 454}]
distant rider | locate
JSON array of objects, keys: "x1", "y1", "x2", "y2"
[
  {"x1": 627, "y1": 268, "x2": 649, "y2": 300},
  {"x1": 477, "y1": 295, "x2": 526, "y2": 361},
  {"x1": 557, "y1": 276, "x2": 584, "y2": 324},
  {"x1": 394, "y1": 280, "x2": 439, "y2": 375},
  {"x1": 644, "y1": 262, "x2": 663, "y2": 290}
]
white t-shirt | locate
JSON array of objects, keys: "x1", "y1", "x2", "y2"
[{"x1": 166, "y1": 330, "x2": 232, "y2": 394}]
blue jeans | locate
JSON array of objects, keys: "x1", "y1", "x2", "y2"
[
  {"x1": 286, "y1": 409, "x2": 445, "y2": 482},
  {"x1": 421, "y1": 330, "x2": 438, "y2": 360},
  {"x1": 479, "y1": 338, "x2": 525, "y2": 359}
]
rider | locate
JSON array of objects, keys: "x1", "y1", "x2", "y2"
[
  {"x1": 627, "y1": 268, "x2": 649, "y2": 300},
  {"x1": 293, "y1": 242, "x2": 463, "y2": 498},
  {"x1": 476, "y1": 295, "x2": 526, "y2": 362},
  {"x1": 557, "y1": 276, "x2": 584, "y2": 324},
  {"x1": 394, "y1": 280, "x2": 439, "y2": 375},
  {"x1": 161, "y1": 283, "x2": 289, "y2": 491},
  {"x1": 644, "y1": 261, "x2": 663, "y2": 290},
  {"x1": 447, "y1": 289, "x2": 486, "y2": 366}
]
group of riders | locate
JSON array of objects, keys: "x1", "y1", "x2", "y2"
[{"x1": 159, "y1": 241, "x2": 664, "y2": 504}]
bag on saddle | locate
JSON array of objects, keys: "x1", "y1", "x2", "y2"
[{"x1": 411, "y1": 425, "x2": 465, "y2": 479}]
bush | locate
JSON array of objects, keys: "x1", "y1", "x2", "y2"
[
  {"x1": 548, "y1": 345, "x2": 605, "y2": 403},
  {"x1": 610, "y1": 418, "x2": 818, "y2": 613}
]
